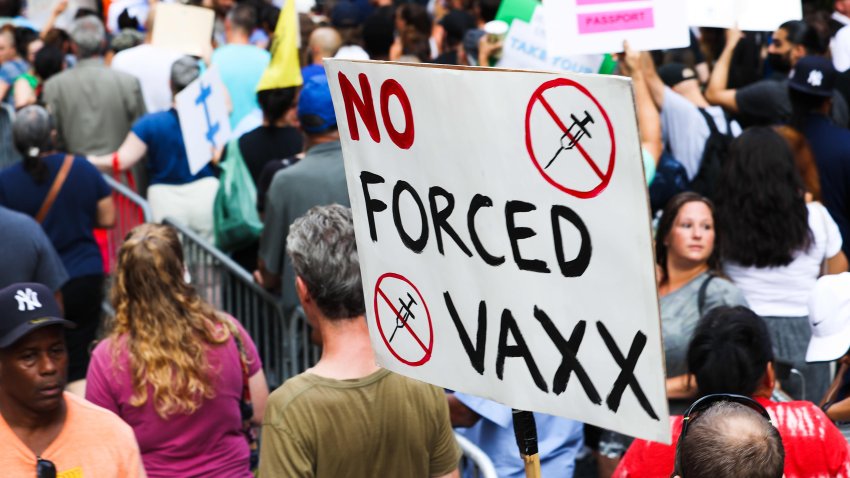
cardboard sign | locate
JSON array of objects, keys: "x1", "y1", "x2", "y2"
[
  {"x1": 24, "y1": 0, "x2": 81, "y2": 31},
  {"x1": 175, "y1": 66, "x2": 231, "y2": 175},
  {"x1": 687, "y1": 0, "x2": 802, "y2": 32},
  {"x1": 498, "y1": 7, "x2": 606, "y2": 74},
  {"x1": 324, "y1": 59, "x2": 670, "y2": 443},
  {"x1": 542, "y1": 0, "x2": 689, "y2": 56},
  {"x1": 151, "y1": 3, "x2": 214, "y2": 57}
]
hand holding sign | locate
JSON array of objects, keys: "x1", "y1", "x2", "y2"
[{"x1": 175, "y1": 66, "x2": 231, "y2": 175}]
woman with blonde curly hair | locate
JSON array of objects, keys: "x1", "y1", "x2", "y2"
[{"x1": 85, "y1": 223, "x2": 268, "y2": 477}]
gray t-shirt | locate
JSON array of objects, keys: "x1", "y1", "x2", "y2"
[
  {"x1": 0, "y1": 206, "x2": 68, "y2": 291},
  {"x1": 258, "y1": 141, "x2": 351, "y2": 315},
  {"x1": 660, "y1": 272, "x2": 748, "y2": 378}
]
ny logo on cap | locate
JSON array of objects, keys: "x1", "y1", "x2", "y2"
[
  {"x1": 15, "y1": 288, "x2": 41, "y2": 311},
  {"x1": 808, "y1": 70, "x2": 824, "y2": 87}
]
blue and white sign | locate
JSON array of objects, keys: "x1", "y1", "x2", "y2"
[{"x1": 175, "y1": 66, "x2": 231, "y2": 175}]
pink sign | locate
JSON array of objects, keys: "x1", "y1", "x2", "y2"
[
  {"x1": 577, "y1": 8, "x2": 654, "y2": 34},
  {"x1": 576, "y1": 0, "x2": 643, "y2": 4}
]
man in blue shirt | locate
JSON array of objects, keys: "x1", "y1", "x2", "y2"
[{"x1": 449, "y1": 392, "x2": 584, "y2": 478}]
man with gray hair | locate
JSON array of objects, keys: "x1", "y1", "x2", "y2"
[
  {"x1": 43, "y1": 15, "x2": 146, "y2": 156},
  {"x1": 259, "y1": 204, "x2": 462, "y2": 477}
]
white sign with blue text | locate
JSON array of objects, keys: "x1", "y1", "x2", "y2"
[{"x1": 175, "y1": 66, "x2": 231, "y2": 176}]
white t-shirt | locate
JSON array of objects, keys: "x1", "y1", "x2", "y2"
[
  {"x1": 724, "y1": 202, "x2": 843, "y2": 317},
  {"x1": 834, "y1": 24, "x2": 850, "y2": 73},
  {"x1": 111, "y1": 44, "x2": 183, "y2": 114},
  {"x1": 661, "y1": 87, "x2": 742, "y2": 180}
]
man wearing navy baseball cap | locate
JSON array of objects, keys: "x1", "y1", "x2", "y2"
[
  {"x1": 789, "y1": 56, "x2": 850, "y2": 261},
  {"x1": 257, "y1": 74, "x2": 351, "y2": 317},
  {"x1": 0, "y1": 282, "x2": 145, "y2": 476}
]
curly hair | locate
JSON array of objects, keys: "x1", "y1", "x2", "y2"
[
  {"x1": 714, "y1": 127, "x2": 811, "y2": 267},
  {"x1": 655, "y1": 192, "x2": 721, "y2": 284},
  {"x1": 108, "y1": 224, "x2": 231, "y2": 418}
]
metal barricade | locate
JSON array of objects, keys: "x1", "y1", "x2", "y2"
[
  {"x1": 454, "y1": 433, "x2": 498, "y2": 478},
  {"x1": 101, "y1": 174, "x2": 152, "y2": 272},
  {"x1": 162, "y1": 217, "x2": 320, "y2": 388}
]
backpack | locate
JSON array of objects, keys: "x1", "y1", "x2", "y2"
[
  {"x1": 689, "y1": 108, "x2": 733, "y2": 201},
  {"x1": 213, "y1": 139, "x2": 264, "y2": 252},
  {"x1": 648, "y1": 109, "x2": 732, "y2": 213}
]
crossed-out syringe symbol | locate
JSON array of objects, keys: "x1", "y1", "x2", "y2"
[
  {"x1": 389, "y1": 293, "x2": 417, "y2": 343},
  {"x1": 546, "y1": 110, "x2": 594, "y2": 170}
]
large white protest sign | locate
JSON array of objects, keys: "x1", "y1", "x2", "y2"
[
  {"x1": 324, "y1": 59, "x2": 670, "y2": 443},
  {"x1": 498, "y1": 7, "x2": 606, "y2": 74},
  {"x1": 687, "y1": 0, "x2": 802, "y2": 32},
  {"x1": 175, "y1": 66, "x2": 231, "y2": 175},
  {"x1": 542, "y1": 0, "x2": 689, "y2": 56}
]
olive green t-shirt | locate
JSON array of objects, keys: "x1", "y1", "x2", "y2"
[{"x1": 259, "y1": 369, "x2": 462, "y2": 477}]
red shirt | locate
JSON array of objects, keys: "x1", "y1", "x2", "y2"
[{"x1": 614, "y1": 397, "x2": 850, "y2": 478}]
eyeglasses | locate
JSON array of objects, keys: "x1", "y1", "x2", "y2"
[
  {"x1": 37, "y1": 457, "x2": 56, "y2": 478},
  {"x1": 672, "y1": 394, "x2": 773, "y2": 478}
]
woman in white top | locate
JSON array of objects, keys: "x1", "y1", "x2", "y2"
[{"x1": 716, "y1": 127, "x2": 848, "y2": 402}]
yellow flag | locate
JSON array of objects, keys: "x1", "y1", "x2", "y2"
[{"x1": 256, "y1": 0, "x2": 303, "y2": 91}]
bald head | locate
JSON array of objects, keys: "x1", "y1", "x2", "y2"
[
  {"x1": 677, "y1": 402, "x2": 784, "y2": 478},
  {"x1": 309, "y1": 27, "x2": 342, "y2": 64}
]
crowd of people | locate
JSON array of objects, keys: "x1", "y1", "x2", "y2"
[{"x1": 0, "y1": 0, "x2": 850, "y2": 476}]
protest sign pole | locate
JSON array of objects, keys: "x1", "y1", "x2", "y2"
[{"x1": 512, "y1": 409, "x2": 541, "y2": 478}]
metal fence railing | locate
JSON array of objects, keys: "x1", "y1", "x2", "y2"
[
  {"x1": 162, "y1": 217, "x2": 320, "y2": 388},
  {"x1": 455, "y1": 433, "x2": 498, "y2": 478},
  {"x1": 101, "y1": 173, "x2": 152, "y2": 272}
]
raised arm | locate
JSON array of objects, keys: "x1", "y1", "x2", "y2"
[
  {"x1": 621, "y1": 43, "x2": 662, "y2": 163},
  {"x1": 705, "y1": 27, "x2": 743, "y2": 112},
  {"x1": 638, "y1": 51, "x2": 666, "y2": 110}
]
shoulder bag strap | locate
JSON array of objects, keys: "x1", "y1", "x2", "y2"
[
  {"x1": 225, "y1": 317, "x2": 252, "y2": 402},
  {"x1": 697, "y1": 274, "x2": 716, "y2": 316},
  {"x1": 35, "y1": 154, "x2": 74, "y2": 223}
]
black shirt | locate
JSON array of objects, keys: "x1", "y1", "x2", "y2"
[{"x1": 236, "y1": 125, "x2": 304, "y2": 186}]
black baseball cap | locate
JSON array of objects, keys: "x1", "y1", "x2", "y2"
[
  {"x1": 657, "y1": 63, "x2": 697, "y2": 87},
  {"x1": 789, "y1": 56, "x2": 836, "y2": 97},
  {"x1": 0, "y1": 283, "x2": 74, "y2": 349}
]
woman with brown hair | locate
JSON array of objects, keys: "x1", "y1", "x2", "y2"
[
  {"x1": 85, "y1": 223, "x2": 268, "y2": 477},
  {"x1": 655, "y1": 192, "x2": 747, "y2": 403}
]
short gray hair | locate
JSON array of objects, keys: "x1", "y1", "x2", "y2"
[
  {"x1": 69, "y1": 16, "x2": 105, "y2": 58},
  {"x1": 13, "y1": 105, "x2": 52, "y2": 158},
  {"x1": 170, "y1": 56, "x2": 200, "y2": 94},
  {"x1": 286, "y1": 205, "x2": 364, "y2": 319}
]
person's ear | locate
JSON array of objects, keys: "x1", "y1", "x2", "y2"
[
  {"x1": 295, "y1": 276, "x2": 312, "y2": 305},
  {"x1": 765, "y1": 361, "x2": 776, "y2": 390},
  {"x1": 791, "y1": 44, "x2": 806, "y2": 63}
]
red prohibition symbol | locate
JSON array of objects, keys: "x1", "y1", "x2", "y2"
[
  {"x1": 373, "y1": 272, "x2": 433, "y2": 366},
  {"x1": 525, "y1": 78, "x2": 616, "y2": 199}
]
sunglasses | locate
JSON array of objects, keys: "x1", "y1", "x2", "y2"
[
  {"x1": 672, "y1": 394, "x2": 773, "y2": 478},
  {"x1": 37, "y1": 457, "x2": 56, "y2": 478}
]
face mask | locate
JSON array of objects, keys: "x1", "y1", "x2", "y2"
[{"x1": 767, "y1": 53, "x2": 792, "y2": 74}]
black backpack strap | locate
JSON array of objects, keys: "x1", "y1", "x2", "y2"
[
  {"x1": 697, "y1": 273, "x2": 716, "y2": 316},
  {"x1": 697, "y1": 108, "x2": 721, "y2": 136}
]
